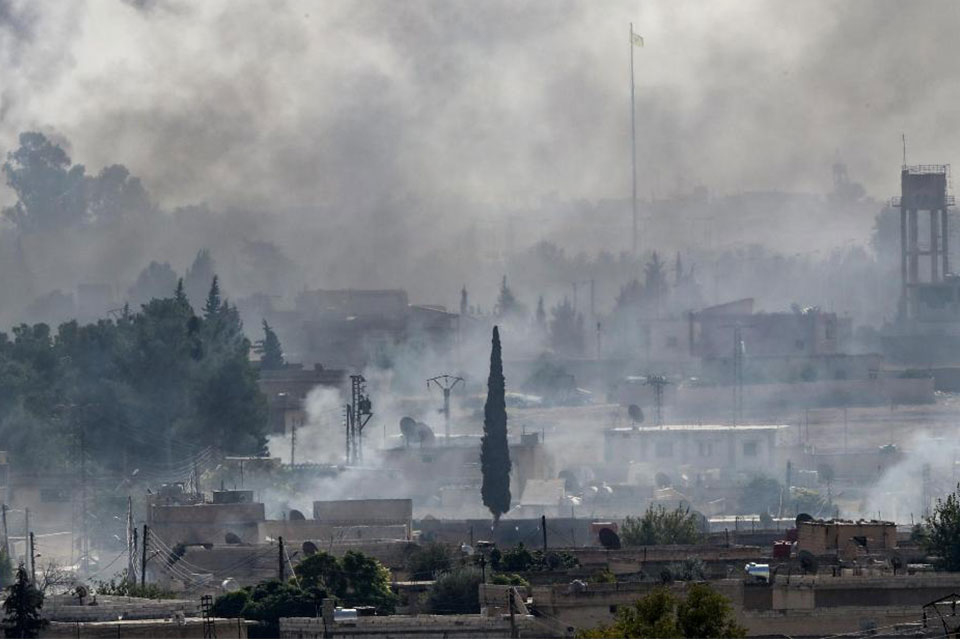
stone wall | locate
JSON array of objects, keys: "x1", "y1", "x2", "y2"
[
  {"x1": 44, "y1": 595, "x2": 200, "y2": 622},
  {"x1": 313, "y1": 499, "x2": 412, "y2": 530},
  {"x1": 280, "y1": 614, "x2": 534, "y2": 639},
  {"x1": 42, "y1": 617, "x2": 247, "y2": 638}
]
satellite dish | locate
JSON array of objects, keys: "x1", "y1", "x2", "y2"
[
  {"x1": 598, "y1": 528, "x2": 621, "y2": 550},
  {"x1": 221, "y1": 578, "x2": 239, "y2": 592},
  {"x1": 795, "y1": 513, "x2": 814, "y2": 527},
  {"x1": 302, "y1": 541, "x2": 319, "y2": 556},
  {"x1": 628, "y1": 404, "x2": 644, "y2": 424},
  {"x1": 416, "y1": 422, "x2": 436, "y2": 446},
  {"x1": 400, "y1": 417, "x2": 417, "y2": 445},
  {"x1": 224, "y1": 532, "x2": 242, "y2": 544},
  {"x1": 74, "y1": 585, "x2": 88, "y2": 602},
  {"x1": 289, "y1": 509, "x2": 306, "y2": 521},
  {"x1": 798, "y1": 550, "x2": 818, "y2": 575}
]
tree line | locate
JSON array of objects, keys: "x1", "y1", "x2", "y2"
[{"x1": 0, "y1": 277, "x2": 267, "y2": 474}]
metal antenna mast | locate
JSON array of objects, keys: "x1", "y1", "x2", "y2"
[
  {"x1": 427, "y1": 375, "x2": 464, "y2": 441},
  {"x1": 345, "y1": 375, "x2": 373, "y2": 464},
  {"x1": 643, "y1": 375, "x2": 670, "y2": 427}
]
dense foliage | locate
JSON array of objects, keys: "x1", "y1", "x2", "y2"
[
  {"x1": 481, "y1": 326, "x2": 511, "y2": 523},
  {"x1": 924, "y1": 483, "x2": 960, "y2": 571},
  {"x1": 490, "y1": 543, "x2": 579, "y2": 572},
  {"x1": 580, "y1": 584, "x2": 745, "y2": 639},
  {"x1": 425, "y1": 567, "x2": 482, "y2": 614},
  {"x1": 405, "y1": 543, "x2": 452, "y2": 581},
  {"x1": 2, "y1": 565, "x2": 45, "y2": 639},
  {"x1": 621, "y1": 506, "x2": 705, "y2": 546},
  {"x1": 213, "y1": 550, "x2": 397, "y2": 635},
  {"x1": 0, "y1": 277, "x2": 267, "y2": 473}
]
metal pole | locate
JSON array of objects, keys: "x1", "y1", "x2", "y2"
[
  {"x1": 127, "y1": 497, "x2": 134, "y2": 584},
  {"x1": 141, "y1": 524, "x2": 149, "y2": 588},
  {"x1": 23, "y1": 508, "x2": 28, "y2": 576},
  {"x1": 541, "y1": 515, "x2": 547, "y2": 552},
  {"x1": 29, "y1": 532, "x2": 35, "y2": 585},
  {"x1": 290, "y1": 419, "x2": 297, "y2": 467},
  {"x1": 1, "y1": 504, "x2": 8, "y2": 558},
  {"x1": 630, "y1": 22, "x2": 638, "y2": 258},
  {"x1": 279, "y1": 536, "x2": 285, "y2": 582}
]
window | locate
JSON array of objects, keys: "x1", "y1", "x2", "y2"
[
  {"x1": 699, "y1": 441, "x2": 713, "y2": 457},
  {"x1": 743, "y1": 441, "x2": 758, "y2": 457},
  {"x1": 655, "y1": 442, "x2": 673, "y2": 458},
  {"x1": 609, "y1": 605, "x2": 618, "y2": 613}
]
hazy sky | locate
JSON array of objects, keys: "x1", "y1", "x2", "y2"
[{"x1": 1, "y1": 1, "x2": 959, "y2": 211}]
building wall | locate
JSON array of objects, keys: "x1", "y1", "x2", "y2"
[
  {"x1": 313, "y1": 499, "x2": 412, "y2": 530},
  {"x1": 603, "y1": 427, "x2": 779, "y2": 478},
  {"x1": 148, "y1": 503, "x2": 266, "y2": 545},
  {"x1": 796, "y1": 521, "x2": 897, "y2": 557},
  {"x1": 280, "y1": 615, "x2": 529, "y2": 639}
]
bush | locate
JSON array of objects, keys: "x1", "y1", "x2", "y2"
[
  {"x1": 491, "y1": 543, "x2": 580, "y2": 573},
  {"x1": 211, "y1": 589, "x2": 250, "y2": 618},
  {"x1": 426, "y1": 567, "x2": 482, "y2": 614},
  {"x1": 591, "y1": 569, "x2": 616, "y2": 584},
  {"x1": 94, "y1": 573, "x2": 177, "y2": 600},
  {"x1": 621, "y1": 505, "x2": 704, "y2": 546},
  {"x1": 491, "y1": 573, "x2": 529, "y2": 587},
  {"x1": 579, "y1": 583, "x2": 745, "y2": 638},
  {"x1": 406, "y1": 543, "x2": 452, "y2": 581}
]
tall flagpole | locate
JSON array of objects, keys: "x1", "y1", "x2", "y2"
[{"x1": 630, "y1": 22, "x2": 638, "y2": 259}]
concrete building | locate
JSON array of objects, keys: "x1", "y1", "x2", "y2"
[
  {"x1": 380, "y1": 433, "x2": 553, "y2": 517},
  {"x1": 603, "y1": 424, "x2": 786, "y2": 481},
  {"x1": 258, "y1": 363, "x2": 345, "y2": 435},
  {"x1": 796, "y1": 518, "x2": 897, "y2": 559}
]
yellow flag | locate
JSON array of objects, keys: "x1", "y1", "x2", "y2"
[{"x1": 632, "y1": 31, "x2": 644, "y2": 47}]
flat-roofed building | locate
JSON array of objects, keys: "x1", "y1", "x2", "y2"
[{"x1": 603, "y1": 424, "x2": 787, "y2": 479}]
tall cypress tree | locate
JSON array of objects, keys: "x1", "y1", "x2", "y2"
[
  {"x1": 481, "y1": 325, "x2": 511, "y2": 524},
  {"x1": 259, "y1": 319, "x2": 285, "y2": 369}
]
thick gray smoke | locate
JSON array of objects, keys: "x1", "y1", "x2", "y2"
[{"x1": 2, "y1": 1, "x2": 960, "y2": 323}]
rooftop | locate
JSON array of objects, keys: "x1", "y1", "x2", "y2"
[{"x1": 607, "y1": 424, "x2": 789, "y2": 434}]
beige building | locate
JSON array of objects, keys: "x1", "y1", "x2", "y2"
[
  {"x1": 603, "y1": 424, "x2": 787, "y2": 481},
  {"x1": 796, "y1": 519, "x2": 897, "y2": 559}
]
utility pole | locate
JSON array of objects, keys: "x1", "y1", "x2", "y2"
[
  {"x1": 427, "y1": 375, "x2": 464, "y2": 441},
  {"x1": 629, "y1": 22, "x2": 639, "y2": 258},
  {"x1": 1, "y1": 504, "x2": 8, "y2": 558},
  {"x1": 23, "y1": 508, "x2": 28, "y2": 577},
  {"x1": 28, "y1": 532, "x2": 35, "y2": 585},
  {"x1": 278, "y1": 536, "x2": 285, "y2": 582},
  {"x1": 644, "y1": 375, "x2": 670, "y2": 427},
  {"x1": 345, "y1": 375, "x2": 373, "y2": 464},
  {"x1": 141, "y1": 524, "x2": 149, "y2": 589},
  {"x1": 290, "y1": 418, "x2": 297, "y2": 467},
  {"x1": 843, "y1": 407, "x2": 848, "y2": 453},
  {"x1": 541, "y1": 515, "x2": 547, "y2": 552},
  {"x1": 733, "y1": 325, "x2": 744, "y2": 427},
  {"x1": 127, "y1": 497, "x2": 135, "y2": 584},
  {"x1": 79, "y1": 422, "x2": 89, "y2": 576},
  {"x1": 509, "y1": 588, "x2": 518, "y2": 639}
]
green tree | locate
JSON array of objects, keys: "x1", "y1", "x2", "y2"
[
  {"x1": 621, "y1": 505, "x2": 704, "y2": 546},
  {"x1": 549, "y1": 297, "x2": 585, "y2": 356},
  {"x1": 739, "y1": 475, "x2": 782, "y2": 515},
  {"x1": 406, "y1": 543, "x2": 452, "y2": 581},
  {"x1": 295, "y1": 550, "x2": 396, "y2": 614},
  {"x1": 925, "y1": 483, "x2": 960, "y2": 571},
  {"x1": 1, "y1": 132, "x2": 87, "y2": 232},
  {"x1": 481, "y1": 326, "x2": 511, "y2": 524},
  {"x1": 234, "y1": 581, "x2": 324, "y2": 637},
  {"x1": 258, "y1": 320, "x2": 285, "y2": 370},
  {"x1": 203, "y1": 276, "x2": 222, "y2": 320},
  {"x1": 425, "y1": 567, "x2": 482, "y2": 614},
  {"x1": 676, "y1": 583, "x2": 746, "y2": 638},
  {"x1": 581, "y1": 588, "x2": 678, "y2": 638},
  {"x1": 2, "y1": 564, "x2": 44, "y2": 639},
  {"x1": 580, "y1": 584, "x2": 745, "y2": 639},
  {"x1": 496, "y1": 276, "x2": 526, "y2": 319}
]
